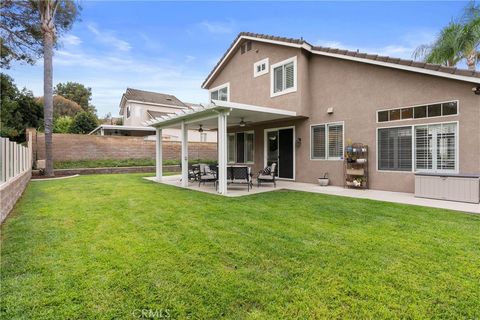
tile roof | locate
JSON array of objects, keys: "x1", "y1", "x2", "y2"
[
  {"x1": 122, "y1": 88, "x2": 187, "y2": 107},
  {"x1": 202, "y1": 32, "x2": 480, "y2": 88}
]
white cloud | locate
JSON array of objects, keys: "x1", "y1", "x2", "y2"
[
  {"x1": 87, "y1": 23, "x2": 132, "y2": 52},
  {"x1": 316, "y1": 30, "x2": 437, "y2": 60},
  {"x1": 61, "y1": 34, "x2": 81, "y2": 46},
  {"x1": 199, "y1": 20, "x2": 234, "y2": 34}
]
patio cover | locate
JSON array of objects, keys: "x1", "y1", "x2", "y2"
[{"x1": 145, "y1": 100, "x2": 301, "y2": 195}]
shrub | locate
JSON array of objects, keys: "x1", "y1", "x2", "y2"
[
  {"x1": 53, "y1": 116, "x2": 73, "y2": 133},
  {"x1": 69, "y1": 111, "x2": 98, "y2": 134}
]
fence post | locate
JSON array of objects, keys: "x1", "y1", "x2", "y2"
[{"x1": 0, "y1": 138, "x2": 4, "y2": 183}]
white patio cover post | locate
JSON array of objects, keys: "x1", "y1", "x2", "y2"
[
  {"x1": 181, "y1": 121, "x2": 189, "y2": 187},
  {"x1": 217, "y1": 111, "x2": 228, "y2": 195},
  {"x1": 155, "y1": 128, "x2": 162, "y2": 181}
]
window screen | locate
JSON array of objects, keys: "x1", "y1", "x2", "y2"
[
  {"x1": 311, "y1": 125, "x2": 326, "y2": 159},
  {"x1": 378, "y1": 127, "x2": 412, "y2": 171}
]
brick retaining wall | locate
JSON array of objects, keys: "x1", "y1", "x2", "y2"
[
  {"x1": 1, "y1": 169, "x2": 31, "y2": 224},
  {"x1": 31, "y1": 131, "x2": 217, "y2": 162}
]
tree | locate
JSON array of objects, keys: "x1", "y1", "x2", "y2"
[
  {"x1": 0, "y1": 73, "x2": 43, "y2": 142},
  {"x1": 37, "y1": 95, "x2": 82, "y2": 118},
  {"x1": 414, "y1": 2, "x2": 480, "y2": 70},
  {"x1": 69, "y1": 111, "x2": 98, "y2": 134},
  {"x1": 53, "y1": 115, "x2": 73, "y2": 133},
  {"x1": 37, "y1": 1, "x2": 80, "y2": 176},
  {"x1": 54, "y1": 81, "x2": 95, "y2": 112}
]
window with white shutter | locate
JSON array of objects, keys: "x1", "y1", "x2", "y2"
[
  {"x1": 414, "y1": 123, "x2": 457, "y2": 173},
  {"x1": 271, "y1": 56, "x2": 297, "y2": 97},
  {"x1": 378, "y1": 127, "x2": 412, "y2": 171},
  {"x1": 311, "y1": 123, "x2": 343, "y2": 160}
]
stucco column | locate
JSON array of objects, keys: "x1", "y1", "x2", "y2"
[
  {"x1": 217, "y1": 112, "x2": 228, "y2": 195},
  {"x1": 155, "y1": 128, "x2": 163, "y2": 181},
  {"x1": 181, "y1": 121, "x2": 188, "y2": 187}
]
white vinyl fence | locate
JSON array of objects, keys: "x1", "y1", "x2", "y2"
[{"x1": 0, "y1": 136, "x2": 32, "y2": 185}]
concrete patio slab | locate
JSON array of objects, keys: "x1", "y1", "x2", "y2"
[{"x1": 145, "y1": 175, "x2": 480, "y2": 214}]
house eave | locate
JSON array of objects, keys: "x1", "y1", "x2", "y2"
[{"x1": 202, "y1": 34, "x2": 480, "y2": 89}]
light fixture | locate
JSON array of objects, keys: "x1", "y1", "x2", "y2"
[
  {"x1": 472, "y1": 86, "x2": 480, "y2": 95},
  {"x1": 198, "y1": 125, "x2": 204, "y2": 133},
  {"x1": 239, "y1": 118, "x2": 246, "y2": 127}
]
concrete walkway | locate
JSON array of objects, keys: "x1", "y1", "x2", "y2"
[{"x1": 145, "y1": 175, "x2": 480, "y2": 214}]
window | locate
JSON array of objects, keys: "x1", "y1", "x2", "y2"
[
  {"x1": 209, "y1": 83, "x2": 229, "y2": 102},
  {"x1": 126, "y1": 106, "x2": 131, "y2": 118},
  {"x1": 270, "y1": 56, "x2": 297, "y2": 97},
  {"x1": 378, "y1": 127, "x2": 412, "y2": 171},
  {"x1": 377, "y1": 101, "x2": 458, "y2": 122},
  {"x1": 228, "y1": 131, "x2": 254, "y2": 163},
  {"x1": 253, "y1": 58, "x2": 269, "y2": 77},
  {"x1": 311, "y1": 122, "x2": 344, "y2": 160},
  {"x1": 200, "y1": 133, "x2": 207, "y2": 142},
  {"x1": 415, "y1": 123, "x2": 457, "y2": 172}
]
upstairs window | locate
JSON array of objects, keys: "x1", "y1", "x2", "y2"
[
  {"x1": 271, "y1": 56, "x2": 297, "y2": 97},
  {"x1": 253, "y1": 58, "x2": 269, "y2": 77},
  {"x1": 209, "y1": 83, "x2": 229, "y2": 101}
]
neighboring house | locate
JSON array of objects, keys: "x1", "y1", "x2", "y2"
[
  {"x1": 147, "y1": 32, "x2": 480, "y2": 195},
  {"x1": 90, "y1": 88, "x2": 216, "y2": 142}
]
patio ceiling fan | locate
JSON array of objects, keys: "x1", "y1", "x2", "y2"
[
  {"x1": 238, "y1": 117, "x2": 252, "y2": 127},
  {"x1": 198, "y1": 124, "x2": 211, "y2": 132}
]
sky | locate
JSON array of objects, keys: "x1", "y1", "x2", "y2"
[{"x1": 3, "y1": 1, "x2": 471, "y2": 117}]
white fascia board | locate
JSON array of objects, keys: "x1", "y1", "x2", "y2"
[
  {"x1": 311, "y1": 49, "x2": 480, "y2": 84},
  {"x1": 212, "y1": 100, "x2": 297, "y2": 116},
  {"x1": 202, "y1": 35, "x2": 480, "y2": 88}
]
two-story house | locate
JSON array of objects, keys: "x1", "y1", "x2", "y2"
[
  {"x1": 147, "y1": 32, "x2": 480, "y2": 196},
  {"x1": 90, "y1": 88, "x2": 217, "y2": 142}
]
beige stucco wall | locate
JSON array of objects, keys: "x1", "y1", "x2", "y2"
[{"x1": 207, "y1": 40, "x2": 480, "y2": 193}]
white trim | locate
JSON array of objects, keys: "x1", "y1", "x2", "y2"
[
  {"x1": 413, "y1": 121, "x2": 459, "y2": 174},
  {"x1": 201, "y1": 35, "x2": 480, "y2": 89},
  {"x1": 253, "y1": 58, "x2": 269, "y2": 78},
  {"x1": 227, "y1": 130, "x2": 255, "y2": 164},
  {"x1": 311, "y1": 49, "x2": 480, "y2": 84},
  {"x1": 375, "y1": 120, "x2": 459, "y2": 174},
  {"x1": 270, "y1": 56, "x2": 298, "y2": 98},
  {"x1": 263, "y1": 126, "x2": 296, "y2": 181},
  {"x1": 209, "y1": 82, "x2": 230, "y2": 102},
  {"x1": 309, "y1": 121, "x2": 345, "y2": 161},
  {"x1": 376, "y1": 100, "x2": 460, "y2": 123}
]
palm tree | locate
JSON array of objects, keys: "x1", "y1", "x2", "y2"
[
  {"x1": 414, "y1": 2, "x2": 480, "y2": 70},
  {"x1": 34, "y1": 0, "x2": 79, "y2": 176}
]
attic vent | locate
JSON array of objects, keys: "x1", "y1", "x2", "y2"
[
  {"x1": 240, "y1": 41, "x2": 252, "y2": 55},
  {"x1": 166, "y1": 98, "x2": 172, "y2": 101},
  {"x1": 246, "y1": 41, "x2": 252, "y2": 51},
  {"x1": 241, "y1": 44, "x2": 245, "y2": 54}
]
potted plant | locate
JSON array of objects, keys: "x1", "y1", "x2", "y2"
[{"x1": 318, "y1": 173, "x2": 329, "y2": 186}]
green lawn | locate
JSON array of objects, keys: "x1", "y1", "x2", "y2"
[{"x1": 1, "y1": 174, "x2": 479, "y2": 319}]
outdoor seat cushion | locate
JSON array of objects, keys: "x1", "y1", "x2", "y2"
[
  {"x1": 262, "y1": 167, "x2": 271, "y2": 175},
  {"x1": 258, "y1": 174, "x2": 274, "y2": 180},
  {"x1": 200, "y1": 173, "x2": 216, "y2": 180}
]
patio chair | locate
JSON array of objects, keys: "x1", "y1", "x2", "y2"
[
  {"x1": 198, "y1": 163, "x2": 217, "y2": 187},
  {"x1": 257, "y1": 163, "x2": 277, "y2": 187},
  {"x1": 231, "y1": 166, "x2": 252, "y2": 191},
  {"x1": 188, "y1": 164, "x2": 200, "y2": 181}
]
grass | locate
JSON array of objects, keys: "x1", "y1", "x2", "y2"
[
  {"x1": 53, "y1": 159, "x2": 217, "y2": 169},
  {"x1": 1, "y1": 173, "x2": 479, "y2": 319}
]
